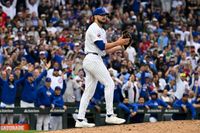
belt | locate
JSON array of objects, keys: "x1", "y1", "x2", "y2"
[{"x1": 86, "y1": 52, "x2": 99, "y2": 56}]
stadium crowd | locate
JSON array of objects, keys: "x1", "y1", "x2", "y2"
[{"x1": 0, "y1": 0, "x2": 200, "y2": 131}]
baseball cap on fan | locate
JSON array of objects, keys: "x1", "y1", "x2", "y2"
[{"x1": 93, "y1": 7, "x2": 109, "y2": 16}]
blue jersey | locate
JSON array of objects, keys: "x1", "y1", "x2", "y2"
[
  {"x1": 145, "y1": 99, "x2": 168, "y2": 109},
  {"x1": 21, "y1": 70, "x2": 47, "y2": 103},
  {"x1": 173, "y1": 99, "x2": 196, "y2": 119},
  {"x1": 0, "y1": 76, "x2": 25, "y2": 104},
  {"x1": 36, "y1": 85, "x2": 54, "y2": 107}
]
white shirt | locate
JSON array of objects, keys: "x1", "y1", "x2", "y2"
[
  {"x1": 26, "y1": 0, "x2": 40, "y2": 16},
  {"x1": 186, "y1": 41, "x2": 200, "y2": 55},
  {"x1": 174, "y1": 76, "x2": 190, "y2": 99},
  {"x1": 122, "y1": 81, "x2": 140, "y2": 103},
  {"x1": 159, "y1": 78, "x2": 167, "y2": 90},
  {"x1": 0, "y1": 0, "x2": 17, "y2": 19},
  {"x1": 126, "y1": 46, "x2": 137, "y2": 64},
  {"x1": 85, "y1": 22, "x2": 106, "y2": 56},
  {"x1": 46, "y1": 27, "x2": 58, "y2": 34},
  {"x1": 174, "y1": 29, "x2": 190, "y2": 41},
  {"x1": 47, "y1": 69, "x2": 63, "y2": 90},
  {"x1": 63, "y1": 79, "x2": 80, "y2": 103},
  {"x1": 172, "y1": 0, "x2": 183, "y2": 9}
]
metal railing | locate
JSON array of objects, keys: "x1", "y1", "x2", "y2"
[{"x1": 0, "y1": 105, "x2": 199, "y2": 130}]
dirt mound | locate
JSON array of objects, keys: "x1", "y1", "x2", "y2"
[{"x1": 43, "y1": 120, "x2": 200, "y2": 133}]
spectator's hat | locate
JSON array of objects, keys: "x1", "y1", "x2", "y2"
[
  {"x1": 182, "y1": 93, "x2": 189, "y2": 97},
  {"x1": 62, "y1": 64, "x2": 68, "y2": 69},
  {"x1": 152, "y1": 18, "x2": 158, "y2": 22},
  {"x1": 150, "y1": 91, "x2": 157, "y2": 96},
  {"x1": 14, "y1": 66, "x2": 21, "y2": 71},
  {"x1": 21, "y1": 57, "x2": 27, "y2": 61},
  {"x1": 45, "y1": 77, "x2": 51, "y2": 82},
  {"x1": 6, "y1": 66, "x2": 12, "y2": 71},
  {"x1": 41, "y1": 14, "x2": 46, "y2": 18},
  {"x1": 93, "y1": 7, "x2": 109, "y2": 16},
  {"x1": 27, "y1": 32, "x2": 34, "y2": 36},
  {"x1": 180, "y1": 73, "x2": 186, "y2": 77},
  {"x1": 54, "y1": 68, "x2": 60, "y2": 71},
  {"x1": 55, "y1": 86, "x2": 61, "y2": 90},
  {"x1": 27, "y1": 73, "x2": 33, "y2": 77},
  {"x1": 144, "y1": 20, "x2": 150, "y2": 24},
  {"x1": 41, "y1": 31, "x2": 46, "y2": 35},
  {"x1": 158, "y1": 54, "x2": 164, "y2": 58},
  {"x1": 39, "y1": 51, "x2": 46, "y2": 55}
]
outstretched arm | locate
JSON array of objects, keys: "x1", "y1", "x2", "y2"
[
  {"x1": 26, "y1": 0, "x2": 30, "y2": 7},
  {"x1": 61, "y1": 80, "x2": 67, "y2": 95},
  {"x1": 11, "y1": 0, "x2": 17, "y2": 7}
]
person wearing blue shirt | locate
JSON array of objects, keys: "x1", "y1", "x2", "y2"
[
  {"x1": 172, "y1": 93, "x2": 196, "y2": 120},
  {"x1": 19, "y1": 64, "x2": 49, "y2": 124},
  {"x1": 192, "y1": 94, "x2": 200, "y2": 109},
  {"x1": 50, "y1": 84, "x2": 67, "y2": 130},
  {"x1": 36, "y1": 77, "x2": 54, "y2": 131},
  {"x1": 0, "y1": 73, "x2": 27, "y2": 124},
  {"x1": 145, "y1": 91, "x2": 171, "y2": 122},
  {"x1": 20, "y1": 69, "x2": 47, "y2": 107},
  {"x1": 118, "y1": 97, "x2": 146, "y2": 123}
]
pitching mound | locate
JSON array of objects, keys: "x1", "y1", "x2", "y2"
[{"x1": 43, "y1": 120, "x2": 200, "y2": 133}]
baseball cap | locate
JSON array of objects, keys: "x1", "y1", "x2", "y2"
[
  {"x1": 180, "y1": 73, "x2": 186, "y2": 77},
  {"x1": 27, "y1": 73, "x2": 33, "y2": 77},
  {"x1": 182, "y1": 93, "x2": 189, "y2": 97},
  {"x1": 93, "y1": 7, "x2": 109, "y2": 16},
  {"x1": 6, "y1": 66, "x2": 12, "y2": 71},
  {"x1": 45, "y1": 77, "x2": 51, "y2": 82},
  {"x1": 39, "y1": 51, "x2": 46, "y2": 55},
  {"x1": 54, "y1": 68, "x2": 60, "y2": 71},
  {"x1": 21, "y1": 57, "x2": 27, "y2": 61},
  {"x1": 14, "y1": 66, "x2": 21, "y2": 71},
  {"x1": 55, "y1": 86, "x2": 61, "y2": 90},
  {"x1": 150, "y1": 91, "x2": 157, "y2": 96}
]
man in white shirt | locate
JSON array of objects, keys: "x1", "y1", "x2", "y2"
[
  {"x1": 125, "y1": 46, "x2": 137, "y2": 64},
  {"x1": 26, "y1": 0, "x2": 40, "y2": 17},
  {"x1": 0, "y1": 0, "x2": 17, "y2": 19}
]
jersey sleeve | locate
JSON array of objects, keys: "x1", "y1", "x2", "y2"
[{"x1": 88, "y1": 26, "x2": 103, "y2": 43}]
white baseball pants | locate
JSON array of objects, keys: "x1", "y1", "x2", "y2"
[
  {"x1": 78, "y1": 54, "x2": 115, "y2": 119},
  {"x1": 0, "y1": 102, "x2": 14, "y2": 124},
  {"x1": 36, "y1": 114, "x2": 50, "y2": 130},
  {"x1": 19, "y1": 100, "x2": 35, "y2": 124},
  {"x1": 50, "y1": 116, "x2": 62, "y2": 130}
]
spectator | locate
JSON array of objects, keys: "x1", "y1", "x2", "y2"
[
  {"x1": 0, "y1": 0, "x2": 17, "y2": 19},
  {"x1": 36, "y1": 77, "x2": 54, "y2": 131},
  {"x1": 19, "y1": 63, "x2": 50, "y2": 123},
  {"x1": 50, "y1": 84, "x2": 67, "y2": 130},
  {"x1": 172, "y1": 93, "x2": 196, "y2": 120},
  {"x1": 121, "y1": 74, "x2": 140, "y2": 103},
  {"x1": 118, "y1": 96, "x2": 146, "y2": 123},
  {"x1": 192, "y1": 94, "x2": 200, "y2": 108},
  {"x1": 160, "y1": 89, "x2": 174, "y2": 105},
  {"x1": 145, "y1": 91, "x2": 171, "y2": 122},
  {"x1": 26, "y1": 0, "x2": 40, "y2": 17},
  {"x1": 0, "y1": 72, "x2": 27, "y2": 124}
]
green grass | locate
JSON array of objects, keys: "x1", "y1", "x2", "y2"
[{"x1": 0, "y1": 131, "x2": 39, "y2": 133}]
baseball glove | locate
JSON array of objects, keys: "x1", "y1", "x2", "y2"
[{"x1": 122, "y1": 30, "x2": 132, "y2": 49}]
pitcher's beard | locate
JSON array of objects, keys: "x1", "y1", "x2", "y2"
[{"x1": 97, "y1": 19, "x2": 106, "y2": 25}]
